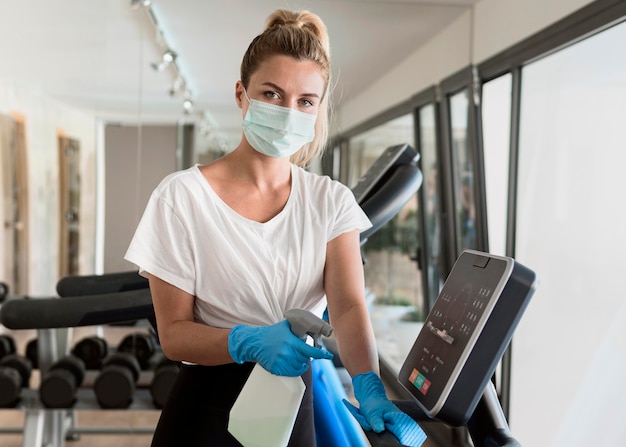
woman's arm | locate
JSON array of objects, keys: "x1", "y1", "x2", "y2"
[
  {"x1": 148, "y1": 274, "x2": 233, "y2": 365},
  {"x1": 324, "y1": 229, "x2": 379, "y2": 377}
]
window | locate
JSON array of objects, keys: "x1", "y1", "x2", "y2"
[
  {"x1": 449, "y1": 89, "x2": 477, "y2": 252},
  {"x1": 347, "y1": 113, "x2": 424, "y2": 372},
  {"x1": 482, "y1": 73, "x2": 512, "y2": 256},
  {"x1": 418, "y1": 103, "x2": 444, "y2": 307},
  {"x1": 512, "y1": 20, "x2": 626, "y2": 446}
]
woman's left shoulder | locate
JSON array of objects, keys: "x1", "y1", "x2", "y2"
[{"x1": 295, "y1": 166, "x2": 350, "y2": 195}]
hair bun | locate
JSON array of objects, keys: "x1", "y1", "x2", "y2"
[{"x1": 265, "y1": 9, "x2": 329, "y2": 55}]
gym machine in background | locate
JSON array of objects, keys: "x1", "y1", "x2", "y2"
[{"x1": 0, "y1": 144, "x2": 535, "y2": 446}]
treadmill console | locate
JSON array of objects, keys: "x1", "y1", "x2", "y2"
[{"x1": 398, "y1": 250, "x2": 537, "y2": 426}]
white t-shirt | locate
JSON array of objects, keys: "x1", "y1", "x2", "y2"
[{"x1": 125, "y1": 164, "x2": 371, "y2": 329}]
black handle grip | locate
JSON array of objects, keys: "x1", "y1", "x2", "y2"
[
  {"x1": 0, "y1": 288, "x2": 154, "y2": 329},
  {"x1": 57, "y1": 271, "x2": 149, "y2": 297},
  {"x1": 359, "y1": 164, "x2": 423, "y2": 243}
]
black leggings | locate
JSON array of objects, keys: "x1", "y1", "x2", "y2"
[{"x1": 151, "y1": 362, "x2": 315, "y2": 447}]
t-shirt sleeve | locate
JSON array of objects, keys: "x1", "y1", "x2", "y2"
[
  {"x1": 124, "y1": 190, "x2": 196, "y2": 296},
  {"x1": 328, "y1": 182, "x2": 373, "y2": 242}
]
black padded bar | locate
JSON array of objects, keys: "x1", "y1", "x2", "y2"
[
  {"x1": 467, "y1": 384, "x2": 521, "y2": 447},
  {"x1": 364, "y1": 396, "x2": 522, "y2": 447},
  {"x1": 57, "y1": 271, "x2": 149, "y2": 297},
  {"x1": 0, "y1": 288, "x2": 154, "y2": 330},
  {"x1": 365, "y1": 430, "x2": 407, "y2": 447},
  {"x1": 359, "y1": 164, "x2": 423, "y2": 243}
]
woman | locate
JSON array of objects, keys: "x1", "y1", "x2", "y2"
[{"x1": 125, "y1": 9, "x2": 425, "y2": 447}]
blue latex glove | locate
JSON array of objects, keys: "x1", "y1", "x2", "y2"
[
  {"x1": 228, "y1": 320, "x2": 334, "y2": 376},
  {"x1": 343, "y1": 372, "x2": 427, "y2": 447}
]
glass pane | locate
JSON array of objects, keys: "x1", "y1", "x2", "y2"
[
  {"x1": 512, "y1": 21, "x2": 626, "y2": 447},
  {"x1": 482, "y1": 73, "x2": 512, "y2": 256},
  {"x1": 347, "y1": 113, "x2": 423, "y2": 372},
  {"x1": 449, "y1": 89, "x2": 476, "y2": 252},
  {"x1": 420, "y1": 104, "x2": 444, "y2": 306}
]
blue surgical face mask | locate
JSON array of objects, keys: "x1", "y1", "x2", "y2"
[{"x1": 242, "y1": 89, "x2": 317, "y2": 158}]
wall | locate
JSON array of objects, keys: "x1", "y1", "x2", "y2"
[
  {"x1": 103, "y1": 124, "x2": 177, "y2": 273},
  {"x1": 337, "y1": 0, "x2": 595, "y2": 132},
  {"x1": 0, "y1": 79, "x2": 97, "y2": 295}
]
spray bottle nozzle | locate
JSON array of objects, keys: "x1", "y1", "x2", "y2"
[{"x1": 284, "y1": 308, "x2": 333, "y2": 348}]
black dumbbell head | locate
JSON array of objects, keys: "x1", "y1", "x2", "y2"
[
  {"x1": 39, "y1": 355, "x2": 86, "y2": 409},
  {"x1": 0, "y1": 282, "x2": 8, "y2": 303},
  {"x1": 53, "y1": 355, "x2": 86, "y2": 386},
  {"x1": 150, "y1": 357, "x2": 179, "y2": 409},
  {"x1": 72, "y1": 336, "x2": 108, "y2": 370},
  {"x1": 0, "y1": 335, "x2": 17, "y2": 360},
  {"x1": 102, "y1": 352, "x2": 141, "y2": 382},
  {"x1": 25, "y1": 338, "x2": 38, "y2": 369},
  {"x1": 118, "y1": 333, "x2": 155, "y2": 370},
  {"x1": 0, "y1": 354, "x2": 32, "y2": 408},
  {"x1": 94, "y1": 353, "x2": 141, "y2": 409},
  {"x1": 0, "y1": 354, "x2": 32, "y2": 387},
  {"x1": 0, "y1": 367, "x2": 22, "y2": 407}
]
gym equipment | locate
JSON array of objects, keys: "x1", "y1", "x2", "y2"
[
  {"x1": 0, "y1": 288, "x2": 154, "y2": 329},
  {"x1": 398, "y1": 250, "x2": 537, "y2": 428},
  {"x1": 0, "y1": 333, "x2": 17, "y2": 359},
  {"x1": 0, "y1": 353, "x2": 32, "y2": 407},
  {"x1": 353, "y1": 143, "x2": 422, "y2": 244},
  {"x1": 94, "y1": 352, "x2": 141, "y2": 409},
  {"x1": 25, "y1": 338, "x2": 39, "y2": 369},
  {"x1": 0, "y1": 281, "x2": 8, "y2": 303},
  {"x1": 149, "y1": 356, "x2": 179, "y2": 409},
  {"x1": 39, "y1": 355, "x2": 86, "y2": 408},
  {"x1": 56, "y1": 270, "x2": 149, "y2": 297},
  {"x1": 117, "y1": 332, "x2": 155, "y2": 370},
  {"x1": 71, "y1": 335, "x2": 109, "y2": 370}
]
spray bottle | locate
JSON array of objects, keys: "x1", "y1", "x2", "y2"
[{"x1": 228, "y1": 309, "x2": 333, "y2": 447}]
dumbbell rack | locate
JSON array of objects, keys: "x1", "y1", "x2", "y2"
[
  {"x1": 0, "y1": 287, "x2": 163, "y2": 447},
  {"x1": 2, "y1": 327, "x2": 167, "y2": 446}
]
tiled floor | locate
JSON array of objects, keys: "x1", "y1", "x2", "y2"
[{"x1": 0, "y1": 409, "x2": 158, "y2": 446}]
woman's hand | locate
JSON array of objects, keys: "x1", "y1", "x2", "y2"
[
  {"x1": 228, "y1": 320, "x2": 334, "y2": 376},
  {"x1": 344, "y1": 371, "x2": 427, "y2": 447}
]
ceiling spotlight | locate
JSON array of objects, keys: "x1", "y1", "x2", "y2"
[
  {"x1": 131, "y1": 0, "x2": 152, "y2": 9},
  {"x1": 151, "y1": 50, "x2": 178, "y2": 72},
  {"x1": 162, "y1": 50, "x2": 177, "y2": 63},
  {"x1": 183, "y1": 98, "x2": 194, "y2": 114}
]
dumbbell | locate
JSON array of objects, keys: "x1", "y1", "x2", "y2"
[
  {"x1": 0, "y1": 334, "x2": 17, "y2": 360},
  {"x1": 72, "y1": 336, "x2": 109, "y2": 370},
  {"x1": 118, "y1": 332, "x2": 155, "y2": 370},
  {"x1": 39, "y1": 355, "x2": 86, "y2": 408},
  {"x1": 150, "y1": 356, "x2": 180, "y2": 409},
  {"x1": 0, "y1": 354, "x2": 32, "y2": 407},
  {"x1": 94, "y1": 352, "x2": 141, "y2": 409},
  {"x1": 0, "y1": 281, "x2": 8, "y2": 303},
  {"x1": 25, "y1": 338, "x2": 38, "y2": 369}
]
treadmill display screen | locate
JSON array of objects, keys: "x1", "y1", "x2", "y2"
[{"x1": 399, "y1": 253, "x2": 510, "y2": 412}]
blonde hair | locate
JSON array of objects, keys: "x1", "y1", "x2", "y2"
[{"x1": 240, "y1": 9, "x2": 332, "y2": 167}]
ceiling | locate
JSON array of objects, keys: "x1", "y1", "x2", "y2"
[{"x1": 0, "y1": 0, "x2": 478, "y2": 146}]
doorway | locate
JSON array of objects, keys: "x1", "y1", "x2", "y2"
[
  {"x1": 58, "y1": 133, "x2": 81, "y2": 278},
  {"x1": 0, "y1": 113, "x2": 29, "y2": 294}
]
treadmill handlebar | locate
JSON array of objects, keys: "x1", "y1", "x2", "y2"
[
  {"x1": 365, "y1": 396, "x2": 521, "y2": 447},
  {"x1": 0, "y1": 288, "x2": 154, "y2": 330},
  {"x1": 359, "y1": 164, "x2": 422, "y2": 243}
]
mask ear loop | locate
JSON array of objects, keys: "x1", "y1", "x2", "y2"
[{"x1": 242, "y1": 87, "x2": 252, "y2": 104}]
